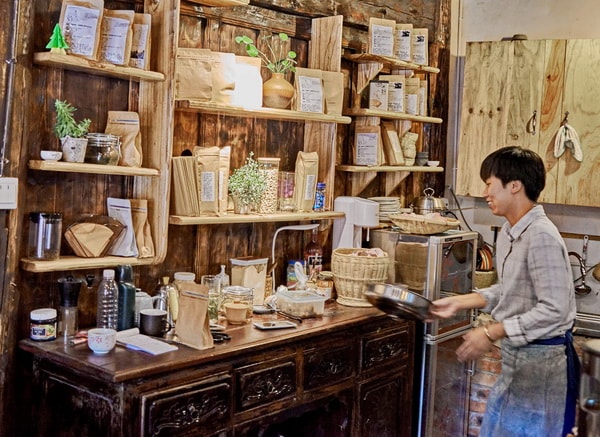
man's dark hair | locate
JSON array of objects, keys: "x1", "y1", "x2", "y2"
[{"x1": 479, "y1": 146, "x2": 545, "y2": 202}]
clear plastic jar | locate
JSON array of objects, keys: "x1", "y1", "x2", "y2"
[
  {"x1": 84, "y1": 133, "x2": 121, "y2": 165},
  {"x1": 257, "y1": 157, "x2": 280, "y2": 213}
]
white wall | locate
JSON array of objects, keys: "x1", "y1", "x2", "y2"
[{"x1": 448, "y1": 0, "x2": 600, "y2": 291}]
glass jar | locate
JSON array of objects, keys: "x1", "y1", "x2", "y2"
[
  {"x1": 257, "y1": 157, "x2": 280, "y2": 214},
  {"x1": 84, "y1": 133, "x2": 121, "y2": 165},
  {"x1": 30, "y1": 308, "x2": 57, "y2": 341},
  {"x1": 27, "y1": 212, "x2": 62, "y2": 260},
  {"x1": 220, "y1": 286, "x2": 253, "y2": 323}
]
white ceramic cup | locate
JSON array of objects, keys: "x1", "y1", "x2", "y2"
[{"x1": 87, "y1": 328, "x2": 117, "y2": 354}]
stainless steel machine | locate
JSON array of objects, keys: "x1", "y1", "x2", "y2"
[{"x1": 371, "y1": 229, "x2": 478, "y2": 437}]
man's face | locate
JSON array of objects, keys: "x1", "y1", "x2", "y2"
[{"x1": 483, "y1": 175, "x2": 512, "y2": 217}]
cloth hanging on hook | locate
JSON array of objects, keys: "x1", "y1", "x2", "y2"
[{"x1": 553, "y1": 121, "x2": 583, "y2": 162}]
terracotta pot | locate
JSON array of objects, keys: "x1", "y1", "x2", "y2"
[{"x1": 263, "y1": 72, "x2": 294, "y2": 109}]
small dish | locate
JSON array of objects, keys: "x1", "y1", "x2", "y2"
[
  {"x1": 40, "y1": 150, "x2": 63, "y2": 161},
  {"x1": 427, "y1": 160, "x2": 440, "y2": 167}
]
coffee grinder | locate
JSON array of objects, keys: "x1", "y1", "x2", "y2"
[
  {"x1": 57, "y1": 275, "x2": 84, "y2": 342},
  {"x1": 332, "y1": 196, "x2": 379, "y2": 249}
]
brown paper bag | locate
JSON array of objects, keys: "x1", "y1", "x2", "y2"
[
  {"x1": 60, "y1": 0, "x2": 104, "y2": 60},
  {"x1": 130, "y1": 198, "x2": 154, "y2": 258},
  {"x1": 105, "y1": 111, "x2": 142, "y2": 167},
  {"x1": 176, "y1": 288, "x2": 214, "y2": 350},
  {"x1": 293, "y1": 151, "x2": 319, "y2": 212},
  {"x1": 98, "y1": 9, "x2": 134, "y2": 66},
  {"x1": 175, "y1": 48, "x2": 212, "y2": 101},
  {"x1": 322, "y1": 71, "x2": 344, "y2": 115}
]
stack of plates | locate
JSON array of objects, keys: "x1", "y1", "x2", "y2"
[{"x1": 368, "y1": 197, "x2": 402, "y2": 222}]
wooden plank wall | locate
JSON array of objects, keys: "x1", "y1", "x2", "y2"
[{"x1": 3, "y1": 0, "x2": 450, "y2": 434}]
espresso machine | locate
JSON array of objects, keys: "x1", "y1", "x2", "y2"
[{"x1": 332, "y1": 196, "x2": 379, "y2": 249}]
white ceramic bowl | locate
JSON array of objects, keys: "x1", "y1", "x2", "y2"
[
  {"x1": 40, "y1": 150, "x2": 63, "y2": 161},
  {"x1": 427, "y1": 160, "x2": 440, "y2": 167},
  {"x1": 87, "y1": 328, "x2": 117, "y2": 354}
]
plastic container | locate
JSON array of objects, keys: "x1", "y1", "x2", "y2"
[
  {"x1": 27, "y1": 212, "x2": 62, "y2": 260},
  {"x1": 257, "y1": 157, "x2": 280, "y2": 214},
  {"x1": 276, "y1": 290, "x2": 327, "y2": 318},
  {"x1": 30, "y1": 308, "x2": 57, "y2": 341}
]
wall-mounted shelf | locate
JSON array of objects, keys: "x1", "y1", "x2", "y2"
[
  {"x1": 33, "y1": 52, "x2": 165, "y2": 82},
  {"x1": 175, "y1": 100, "x2": 352, "y2": 124},
  {"x1": 186, "y1": 0, "x2": 249, "y2": 6},
  {"x1": 20, "y1": 255, "x2": 156, "y2": 273},
  {"x1": 337, "y1": 165, "x2": 444, "y2": 197},
  {"x1": 342, "y1": 108, "x2": 442, "y2": 124},
  {"x1": 343, "y1": 53, "x2": 440, "y2": 74},
  {"x1": 28, "y1": 160, "x2": 160, "y2": 177},
  {"x1": 170, "y1": 211, "x2": 344, "y2": 225}
]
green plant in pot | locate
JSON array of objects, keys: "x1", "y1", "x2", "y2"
[
  {"x1": 228, "y1": 152, "x2": 267, "y2": 214},
  {"x1": 235, "y1": 33, "x2": 297, "y2": 109},
  {"x1": 54, "y1": 99, "x2": 91, "y2": 163}
]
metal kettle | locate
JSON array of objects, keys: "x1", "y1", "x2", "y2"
[{"x1": 411, "y1": 187, "x2": 449, "y2": 215}]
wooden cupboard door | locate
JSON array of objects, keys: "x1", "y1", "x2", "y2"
[
  {"x1": 457, "y1": 40, "x2": 547, "y2": 197},
  {"x1": 555, "y1": 39, "x2": 600, "y2": 206}
]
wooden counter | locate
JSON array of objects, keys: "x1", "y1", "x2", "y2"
[{"x1": 20, "y1": 304, "x2": 414, "y2": 437}]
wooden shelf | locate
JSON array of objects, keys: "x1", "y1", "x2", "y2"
[
  {"x1": 20, "y1": 256, "x2": 155, "y2": 273},
  {"x1": 342, "y1": 108, "x2": 443, "y2": 124},
  {"x1": 186, "y1": 0, "x2": 248, "y2": 5},
  {"x1": 336, "y1": 165, "x2": 444, "y2": 173},
  {"x1": 343, "y1": 53, "x2": 440, "y2": 74},
  {"x1": 175, "y1": 100, "x2": 352, "y2": 124},
  {"x1": 169, "y1": 211, "x2": 344, "y2": 225},
  {"x1": 28, "y1": 160, "x2": 160, "y2": 177},
  {"x1": 33, "y1": 52, "x2": 165, "y2": 82}
]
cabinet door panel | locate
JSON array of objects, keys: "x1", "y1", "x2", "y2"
[{"x1": 556, "y1": 39, "x2": 600, "y2": 206}]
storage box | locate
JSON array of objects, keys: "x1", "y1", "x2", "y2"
[
  {"x1": 276, "y1": 290, "x2": 327, "y2": 318},
  {"x1": 230, "y1": 256, "x2": 269, "y2": 305}
]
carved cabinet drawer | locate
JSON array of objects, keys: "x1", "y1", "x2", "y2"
[
  {"x1": 235, "y1": 355, "x2": 297, "y2": 411},
  {"x1": 361, "y1": 323, "x2": 411, "y2": 372},
  {"x1": 141, "y1": 373, "x2": 231, "y2": 437},
  {"x1": 303, "y1": 342, "x2": 355, "y2": 391}
]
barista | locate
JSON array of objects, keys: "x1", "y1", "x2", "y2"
[{"x1": 429, "y1": 146, "x2": 578, "y2": 436}]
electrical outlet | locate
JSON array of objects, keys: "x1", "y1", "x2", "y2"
[{"x1": 0, "y1": 177, "x2": 18, "y2": 209}]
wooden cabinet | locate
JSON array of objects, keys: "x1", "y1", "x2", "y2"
[
  {"x1": 19, "y1": 307, "x2": 414, "y2": 437},
  {"x1": 457, "y1": 39, "x2": 600, "y2": 207},
  {"x1": 338, "y1": 54, "x2": 444, "y2": 197}
]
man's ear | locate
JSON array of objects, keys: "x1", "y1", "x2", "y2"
[{"x1": 510, "y1": 180, "x2": 523, "y2": 193}]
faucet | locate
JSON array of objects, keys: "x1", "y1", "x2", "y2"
[{"x1": 569, "y1": 251, "x2": 592, "y2": 295}]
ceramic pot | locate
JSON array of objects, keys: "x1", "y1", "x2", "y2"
[
  {"x1": 232, "y1": 196, "x2": 251, "y2": 214},
  {"x1": 61, "y1": 136, "x2": 88, "y2": 163},
  {"x1": 263, "y1": 73, "x2": 294, "y2": 109}
]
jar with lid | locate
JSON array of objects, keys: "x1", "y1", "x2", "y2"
[
  {"x1": 257, "y1": 157, "x2": 280, "y2": 214},
  {"x1": 27, "y1": 212, "x2": 62, "y2": 260},
  {"x1": 84, "y1": 133, "x2": 121, "y2": 165},
  {"x1": 30, "y1": 308, "x2": 57, "y2": 341},
  {"x1": 220, "y1": 286, "x2": 253, "y2": 323},
  {"x1": 316, "y1": 271, "x2": 334, "y2": 301}
]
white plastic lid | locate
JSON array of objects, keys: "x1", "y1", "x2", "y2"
[
  {"x1": 103, "y1": 269, "x2": 115, "y2": 279},
  {"x1": 174, "y1": 272, "x2": 196, "y2": 282},
  {"x1": 30, "y1": 308, "x2": 57, "y2": 321}
]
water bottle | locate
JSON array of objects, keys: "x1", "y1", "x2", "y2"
[
  {"x1": 115, "y1": 265, "x2": 136, "y2": 331},
  {"x1": 96, "y1": 269, "x2": 119, "y2": 330}
]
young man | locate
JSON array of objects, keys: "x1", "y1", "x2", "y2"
[{"x1": 430, "y1": 146, "x2": 578, "y2": 436}]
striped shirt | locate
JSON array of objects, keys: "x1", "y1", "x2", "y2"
[{"x1": 478, "y1": 205, "x2": 576, "y2": 347}]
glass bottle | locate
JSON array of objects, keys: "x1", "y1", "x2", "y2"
[
  {"x1": 304, "y1": 227, "x2": 323, "y2": 281},
  {"x1": 96, "y1": 269, "x2": 119, "y2": 330},
  {"x1": 115, "y1": 265, "x2": 136, "y2": 331}
]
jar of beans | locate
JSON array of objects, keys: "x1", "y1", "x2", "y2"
[{"x1": 257, "y1": 157, "x2": 280, "y2": 213}]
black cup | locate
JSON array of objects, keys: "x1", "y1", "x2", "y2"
[{"x1": 139, "y1": 309, "x2": 172, "y2": 336}]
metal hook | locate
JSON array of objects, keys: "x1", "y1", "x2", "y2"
[{"x1": 527, "y1": 110, "x2": 537, "y2": 135}]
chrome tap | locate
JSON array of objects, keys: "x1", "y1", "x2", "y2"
[{"x1": 569, "y1": 251, "x2": 592, "y2": 295}]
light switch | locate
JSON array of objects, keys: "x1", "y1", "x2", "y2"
[{"x1": 0, "y1": 177, "x2": 18, "y2": 209}]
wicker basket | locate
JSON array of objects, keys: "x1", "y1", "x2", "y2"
[
  {"x1": 388, "y1": 214, "x2": 460, "y2": 235},
  {"x1": 474, "y1": 269, "x2": 497, "y2": 289},
  {"x1": 331, "y1": 248, "x2": 390, "y2": 307}
]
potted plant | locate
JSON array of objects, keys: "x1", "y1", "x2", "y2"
[
  {"x1": 54, "y1": 99, "x2": 91, "y2": 162},
  {"x1": 228, "y1": 152, "x2": 267, "y2": 214},
  {"x1": 235, "y1": 33, "x2": 297, "y2": 109}
]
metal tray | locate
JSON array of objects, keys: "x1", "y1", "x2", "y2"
[{"x1": 364, "y1": 283, "x2": 432, "y2": 321}]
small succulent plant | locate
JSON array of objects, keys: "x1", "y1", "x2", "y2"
[{"x1": 53, "y1": 99, "x2": 91, "y2": 139}]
